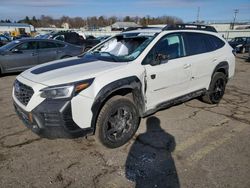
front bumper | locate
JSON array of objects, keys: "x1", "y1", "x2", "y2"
[{"x1": 14, "y1": 99, "x2": 94, "y2": 138}]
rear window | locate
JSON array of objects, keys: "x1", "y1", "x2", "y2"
[{"x1": 184, "y1": 32, "x2": 225, "y2": 56}]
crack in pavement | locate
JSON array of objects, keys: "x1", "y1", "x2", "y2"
[
  {"x1": 0, "y1": 138, "x2": 42, "y2": 149},
  {"x1": 1, "y1": 114, "x2": 17, "y2": 120},
  {"x1": 0, "y1": 129, "x2": 29, "y2": 141},
  {"x1": 90, "y1": 150, "x2": 121, "y2": 188},
  {"x1": 66, "y1": 162, "x2": 80, "y2": 169}
]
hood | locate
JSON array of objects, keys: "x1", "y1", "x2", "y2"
[{"x1": 20, "y1": 56, "x2": 127, "y2": 86}]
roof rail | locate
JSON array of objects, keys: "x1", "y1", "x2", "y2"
[
  {"x1": 162, "y1": 24, "x2": 217, "y2": 32},
  {"x1": 122, "y1": 26, "x2": 161, "y2": 32}
]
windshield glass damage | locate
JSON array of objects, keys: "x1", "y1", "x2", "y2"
[{"x1": 81, "y1": 32, "x2": 156, "y2": 62}]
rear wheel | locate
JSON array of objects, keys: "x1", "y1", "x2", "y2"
[
  {"x1": 95, "y1": 95, "x2": 140, "y2": 148},
  {"x1": 202, "y1": 72, "x2": 227, "y2": 104}
]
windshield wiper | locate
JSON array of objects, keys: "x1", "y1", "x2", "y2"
[{"x1": 91, "y1": 51, "x2": 118, "y2": 62}]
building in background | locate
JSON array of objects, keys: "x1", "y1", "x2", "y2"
[
  {"x1": 111, "y1": 22, "x2": 141, "y2": 31},
  {"x1": 0, "y1": 23, "x2": 34, "y2": 37}
]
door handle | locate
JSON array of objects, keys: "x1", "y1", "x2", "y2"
[
  {"x1": 183, "y1": 64, "x2": 191, "y2": 69},
  {"x1": 31, "y1": 52, "x2": 38, "y2": 56}
]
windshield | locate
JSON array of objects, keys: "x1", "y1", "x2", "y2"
[
  {"x1": 0, "y1": 40, "x2": 20, "y2": 51},
  {"x1": 81, "y1": 32, "x2": 156, "y2": 62}
]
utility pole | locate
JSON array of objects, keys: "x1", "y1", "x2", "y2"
[
  {"x1": 232, "y1": 9, "x2": 239, "y2": 30},
  {"x1": 196, "y1": 7, "x2": 200, "y2": 23}
]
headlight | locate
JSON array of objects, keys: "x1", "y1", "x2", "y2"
[{"x1": 40, "y1": 78, "x2": 94, "y2": 99}]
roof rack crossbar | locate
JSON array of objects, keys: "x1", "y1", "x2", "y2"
[{"x1": 162, "y1": 24, "x2": 217, "y2": 32}]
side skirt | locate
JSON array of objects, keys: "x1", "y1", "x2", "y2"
[{"x1": 142, "y1": 88, "x2": 206, "y2": 117}]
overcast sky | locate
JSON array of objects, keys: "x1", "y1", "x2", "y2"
[{"x1": 1, "y1": 0, "x2": 250, "y2": 22}]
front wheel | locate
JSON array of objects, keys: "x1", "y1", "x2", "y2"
[
  {"x1": 95, "y1": 96, "x2": 140, "y2": 148},
  {"x1": 202, "y1": 72, "x2": 227, "y2": 104}
]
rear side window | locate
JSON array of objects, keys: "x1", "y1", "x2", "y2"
[
  {"x1": 39, "y1": 42, "x2": 57, "y2": 49},
  {"x1": 184, "y1": 33, "x2": 207, "y2": 55},
  {"x1": 184, "y1": 33, "x2": 225, "y2": 56},
  {"x1": 207, "y1": 35, "x2": 225, "y2": 50}
]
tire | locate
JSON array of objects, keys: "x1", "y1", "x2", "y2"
[
  {"x1": 202, "y1": 72, "x2": 227, "y2": 104},
  {"x1": 95, "y1": 95, "x2": 140, "y2": 148}
]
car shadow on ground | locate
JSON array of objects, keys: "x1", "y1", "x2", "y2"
[{"x1": 125, "y1": 116, "x2": 180, "y2": 188}]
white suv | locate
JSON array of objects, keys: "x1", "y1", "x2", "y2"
[{"x1": 13, "y1": 24, "x2": 235, "y2": 148}]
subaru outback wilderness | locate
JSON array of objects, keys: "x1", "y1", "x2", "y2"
[{"x1": 13, "y1": 24, "x2": 235, "y2": 148}]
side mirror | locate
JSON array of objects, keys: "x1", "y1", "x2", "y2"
[{"x1": 11, "y1": 48, "x2": 22, "y2": 53}]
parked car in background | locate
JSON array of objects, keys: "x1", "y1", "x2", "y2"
[
  {"x1": 228, "y1": 37, "x2": 250, "y2": 53},
  {"x1": 0, "y1": 38, "x2": 83, "y2": 74},
  {"x1": 50, "y1": 31, "x2": 101, "y2": 51},
  {"x1": 0, "y1": 35, "x2": 11, "y2": 47}
]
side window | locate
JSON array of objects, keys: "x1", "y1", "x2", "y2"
[
  {"x1": 15, "y1": 42, "x2": 37, "y2": 51},
  {"x1": 143, "y1": 33, "x2": 185, "y2": 65},
  {"x1": 185, "y1": 33, "x2": 208, "y2": 55},
  {"x1": 38, "y1": 42, "x2": 57, "y2": 49},
  {"x1": 208, "y1": 35, "x2": 225, "y2": 50}
]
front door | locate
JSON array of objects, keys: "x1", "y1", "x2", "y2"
[
  {"x1": 2, "y1": 41, "x2": 38, "y2": 72},
  {"x1": 143, "y1": 33, "x2": 192, "y2": 109}
]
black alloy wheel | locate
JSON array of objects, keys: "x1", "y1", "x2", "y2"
[{"x1": 96, "y1": 95, "x2": 140, "y2": 148}]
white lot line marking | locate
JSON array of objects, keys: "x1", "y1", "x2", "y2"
[
  {"x1": 174, "y1": 119, "x2": 229, "y2": 153},
  {"x1": 186, "y1": 123, "x2": 248, "y2": 165}
]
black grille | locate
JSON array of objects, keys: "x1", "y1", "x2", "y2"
[{"x1": 14, "y1": 80, "x2": 34, "y2": 106}]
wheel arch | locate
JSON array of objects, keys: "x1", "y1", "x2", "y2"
[
  {"x1": 90, "y1": 76, "x2": 144, "y2": 131},
  {"x1": 212, "y1": 61, "x2": 229, "y2": 80}
]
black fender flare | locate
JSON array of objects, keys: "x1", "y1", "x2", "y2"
[
  {"x1": 212, "y1": 61, "x2": 229, "y2": 79},
  {"x1": 90, "y1": 76, "x2": 145, "y2": 130}
]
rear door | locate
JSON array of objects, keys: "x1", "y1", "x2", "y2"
[
  {"x1": 2, "y1": 41, "x2": 38, "y2": 72},
  {"x1": 37, "y1": 41, "x2": 58, "y2": 64},
  {"x1": 183, "y1": 32, "x2": 226, "y2": 92}
]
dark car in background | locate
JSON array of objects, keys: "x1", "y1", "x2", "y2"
[
  {"x1": 0, "y1": 35, "x2": 11, "y2": 47},
  {"x1": 50, "y1": 31, "x2": 101, "y2": 51},
  {"x1": 0, "y1": 38, "x2": 83, "y2": 74},
  {"x1": 228, "y1": 37, "x2": 250, "y2": 53}
]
